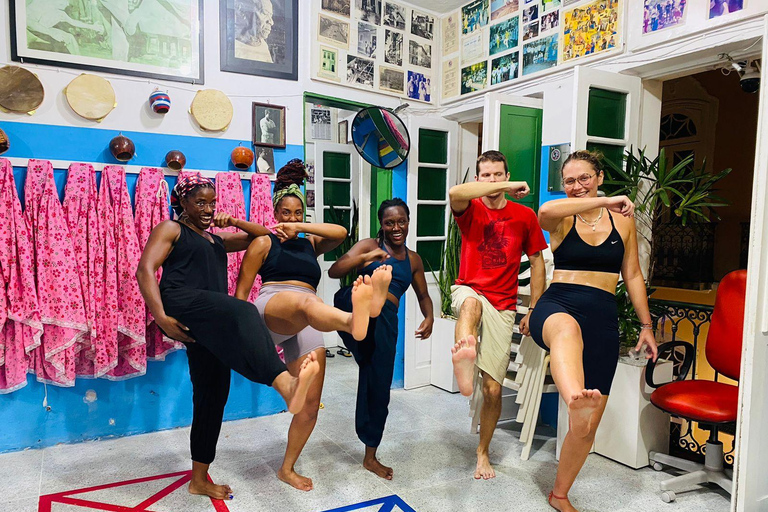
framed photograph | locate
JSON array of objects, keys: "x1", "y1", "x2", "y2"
[
  {"x1": 311, "y1": 108, "x2": 332, "y2": 140},
  {"x1": 357, "y1": 22, "x2": 378, "y2": 58},
  {"x1": 356, "y1": 0, "x2": 382, "y2": 26},
  {"x1": 252, "y1": 102, "x2": 286, "y2": 148},
  {"x1": 408, "y1": 40, "x2": 432, "y2": 69},
  {"x1": 322, "y1": 0, "x2": 351, "y2": 17},
  {"x1": 379, "y1": 66, "x2": 405, "y2": 94},
  {"x1": 256, "y1": 146, "x2": 275, "y2": 173},
  {"x1": 383, "y1": 2, "x2": 406, "y2": 30},
  {"x1": 411, "y1": 10, "x2": 435, "y2": 40},
  {"x1": 318, "y1": 14, "x2": 350, "y2": 48},
  {"x1": 384, "y1": 29, "x2": 403, "y2": 66},
  {"x1": 9, "y1": 0, "x2": 204, "y2": 83},
  {"x1": 318, "y1": 45, "x2": 340, "y2": 81},
  {"x1": 347, "y1": 55, "x2": 375, "y2": 88},
  {"x1": 220, "y1": 0, "x2": 298, "y2": 81},
  {"x1": 338, "y1": 120, "x2": 349, "y2": 143},
  {"x1": 407, "y1": 70, "x2": 431, "y2": 102}
]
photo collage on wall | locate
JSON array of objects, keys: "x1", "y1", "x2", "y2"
[
  {"x1": 313, "y1": 0, "x2": 435, "y2": 103},
  {"x1": 443, "y1": 0, "x2": 622, "y2": 100}
]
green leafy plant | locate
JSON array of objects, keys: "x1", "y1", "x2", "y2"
[
  {"x1": 327, "y1": 200, "x2": 359, "y2": 288},
  {"x1": 615, "y1": 281, "x2": 668, "y2": 351}
]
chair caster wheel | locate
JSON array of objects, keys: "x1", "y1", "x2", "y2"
[
  {"x1": 661, "y1": 491, "x2": 676, "y2": 503},
  {"x1": 651, "y1": 462, "x2": 664, "y2": 471}
]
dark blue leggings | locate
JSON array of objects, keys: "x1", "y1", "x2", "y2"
[
  {"x1": 335, "y1": 287, "x2": 399, "y2": 448},
  {"x1": 529, "y1": 283, "x2": 620, "y2": 395}
]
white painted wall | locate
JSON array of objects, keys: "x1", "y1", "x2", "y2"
[{"x1": 0, "y1": 0, "x2": 408, "y2": 145}]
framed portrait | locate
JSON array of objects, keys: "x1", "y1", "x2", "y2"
[
  {"x1": 255, "y1": 146, "x2": 275, "y2": 173},
  {"x1": 252, "y1": 102, "x2": 286, "y2": 148},
  {"x1": 8, "y1": 0, "x2": 204, "y2": 83},
  {"x1": 220, "y1": 0, "x2": 298, "y2": 81}
]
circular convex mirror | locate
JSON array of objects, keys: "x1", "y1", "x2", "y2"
[{"x1": 351, "y1": 107, "x2": 410, "y2": 169}]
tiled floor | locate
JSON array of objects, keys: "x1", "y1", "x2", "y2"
[{"x1": 1, "y1": 355, "x2": 731, "y2": 512}]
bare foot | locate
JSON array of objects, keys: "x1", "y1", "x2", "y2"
[
  {"x1": 287, "y1": 352, "x2": 320, "y2": 414},
  {"x1": 369, "y1": 265, "x2": 392, "y2": 318},
  {"x1": 451, "y1": 335, "x2": 477, "y2": 396},
  {"x1": 350, "y1": 275, "x2": 373, "y2": 340},
  {"x1": 363, "y1": 455, "x2": 393, "y2": 480},
  {"x1": 474, "y1": 451, "x2": 495, "y2": 480},
  {"x1": 188, "y1": 479, "x2": 233, "y2": 500},
  {"x1": 568, "y1": 389, "x2": 602, "y2": 438},
  {"x1": 549, "y1": 492, "x2": 579, "y2": 511},
  {"x1": 277, "y1": 467, "x2": 314, "y2": 491}
]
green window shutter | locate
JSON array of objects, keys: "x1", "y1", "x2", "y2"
[
  {"x1": 587, "y1": 88, "x2": 627, "y2": 139},
  {"x1": 418, "y1": 129, "x2": 449, "y2": 164}
]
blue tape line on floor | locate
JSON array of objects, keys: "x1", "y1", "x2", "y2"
[{"x1": 321, "y1": 494, "x2": 417, "y2": 512}]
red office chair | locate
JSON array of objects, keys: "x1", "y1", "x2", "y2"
[{"x1": 648, "y1": 269, "x2": 745, "y2": 503}]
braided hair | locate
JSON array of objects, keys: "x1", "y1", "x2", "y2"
[
  {"x1": 273, "y1": 158, "x2": 307, "y2": 209},
  {"x1": 376, "y1": 198, "x2": 410, "y2": 244}
]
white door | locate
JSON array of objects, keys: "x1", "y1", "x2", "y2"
[
  {"x1": 314, "y1": 142, "x2": 369, "y2": 348},
  {"x1": 404, "y1": 116, "x2": 459, "y2": 389},
  {"x1": 481, "y1": 92, "x2": 543, "y2": 151},
  {"x1": 733, "y1": 16, "x2": 768, "y2": 512}
]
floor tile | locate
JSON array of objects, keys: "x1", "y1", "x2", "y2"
[{"x1": 0, "y1": 448, "x2": 43, "y2": 502}]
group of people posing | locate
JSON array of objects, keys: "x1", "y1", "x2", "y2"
[{"x1": 136, "y1": 150, "x2": 657, "y2": 512}]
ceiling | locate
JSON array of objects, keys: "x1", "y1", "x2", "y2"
[{"x1": 407, "y1": 0, "x2": 469, "y2": 15}]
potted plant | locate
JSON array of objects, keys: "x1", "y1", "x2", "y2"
[{"x1": 591, "y1": 148, "x2": 731, "y2": 468}]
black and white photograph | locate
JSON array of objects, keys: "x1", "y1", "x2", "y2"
[
  {"x1": 306, "y1": 162, "x2": 316, "y2": 184},
  {"x1": 256, "y1": 147, "x2": 275, "y2": 173},
  {"x1": 322, "y1": 0, "x2": 350, "y2": 17},
  {"x1": 347, "y1": 55, "x2": 375, "y2": 87},
  {"x1": 311, "y1": 108, "x2": 332, "y2": 140},
  {"x1": 383, "y1": 2, "x2": 406, "y2": 30},
  {"x1": 411, "y1": 10, "x2": 435, "y2": 40},
  {"x1": 221, "y1": 0, "x2": 299, "y2": 81},
  {"x1": 357, "y1": 22, "x2": 378, "y2": 58},
  {"x1": 406, "y1": 70, "x2": 431, "y2": 101},
  {"x1": 379, "y1": 66, "x2": 405, "y2": 93},
  {"x1": 356, "y1": 0, "x2": 382, "y2": 25},
  {"x1": 306, "y1": 189, "x2": 316, "y2": 208},
  {"x1": 523, "y1": 21, "x2": 539, "y2": 41},
  {"x1": 523, "y1": 4, "x2": 538, "y2": 23},
  {"x1": 318, "y1": 14, "x2": 350, "y2": 47},
  {"x1": 384, "y1": 30, "x2": 403, "y2": 66},
  {"x1": 252, "y1": 102, "x2": 286, "y2": 148},
  {"x1": 408, "y1": 40, "x2": 432, "y2": 68},
  {"x1": 9, "y1": 0, "x2": 203, "y2": 83}
]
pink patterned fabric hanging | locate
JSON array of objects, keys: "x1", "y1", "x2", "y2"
[
  {"x1": 248, "y1": 173, "x2": 277, "y2": 301},
  {"x1": 24, "y1": 159, "x2": 88, "y2": 387},
  {"x1": 99, "y1": 165, "x2": 146, "y2": 379},
  {"x1": 0, "y1": 159, "x2": 42, "y2": 393},
  {"x1": 63, "y1": 163, "x2": 114, "y2": 378},
  {"x1": 211, "y1": 172, "x2": 248, "y2": 296},
  {"x1": 135, "y1": 167, "x2": 181, "y2": 360}
]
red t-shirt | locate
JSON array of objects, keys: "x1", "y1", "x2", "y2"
[{"x1": 454, "y1": 198, "x2": 548, "y2": 311}]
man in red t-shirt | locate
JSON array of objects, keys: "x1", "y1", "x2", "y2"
[{"x1": 450, "y1": 150, "x2": 548, "y2": 480}]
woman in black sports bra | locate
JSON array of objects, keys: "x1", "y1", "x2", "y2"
[
  {"x1": 530, "y1": 150, "x2": 659, "y2": 512},
  {"x1": 136, "y1": 174, "x2": 320, "y2": 502}
]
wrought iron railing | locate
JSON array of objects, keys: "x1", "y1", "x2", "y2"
[
  {"x1": 652, "y1": 222, "x2": 716, "y2": 288},
  {"x1": 650, "y1": 299, "x2": 735, "y2": 466}
]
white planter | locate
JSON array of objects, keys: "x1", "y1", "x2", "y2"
[
  {"x1": 594, "y1": 358, "x2": 673, "y2": 469},
  {"x1": 430, "y1": 316, "x2": 460, "y2": 393}
]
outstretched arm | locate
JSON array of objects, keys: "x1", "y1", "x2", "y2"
[
  {"x1": 274, "y1": 222, "x2": 348, "y2": 256},
  {"x1": 410, "y1": 253, "x2": 434, "y2": 339},
  {"x1": 538, "y1": 195, "x2": 634, "y2": 232},
  {"x1": 328, "y1": 238, "x2": 389, "y2": 279},
  {"x1": 449, "y1": 181, "x2": 530, "y2": 214},
  {"x1": 212, "y1": 212, "x2": 271, "y2": 253},
  {"x1": 135, "y1": 221, "x2": 194, "y2": 342},
  {"x1": 621, "y1": 220, "x2": 658, "y2": 361},
  {"x1": 235, "y1": 236, "x2": 272, "y2": 300}
]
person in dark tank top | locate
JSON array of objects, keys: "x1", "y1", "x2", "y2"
[
  {"x1": 136, "y1": 174, "x2": 320, "y2": 503},
  {"x1": 328, "y1": 198, "x2": 434, "y2": 481},
  {"x1": 235, "y1": 159, "x2": 392, "y2": 492},
  {"x1": 531, "y1": 150, "x2": 659, "y2": 512}
]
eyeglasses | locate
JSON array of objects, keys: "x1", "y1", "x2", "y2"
[
  {"x1": 383, "y1": 219, "x2": 409, "y2": 228},
  {"x1": 562, "y1": 173, "x2": 596, "y2": 188}
]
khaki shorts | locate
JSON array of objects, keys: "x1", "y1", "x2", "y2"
[{"x1": 451, "y1": 285, "x2": 516, "y2": 384}]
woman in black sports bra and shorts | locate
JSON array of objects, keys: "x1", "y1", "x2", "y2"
[{"x1": 530, "y1": 150, "x2": 659, "y2": 512}]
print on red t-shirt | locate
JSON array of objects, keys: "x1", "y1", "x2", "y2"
[{"x1": 454, "y1": 198, "x2": 548, "y2": 311}]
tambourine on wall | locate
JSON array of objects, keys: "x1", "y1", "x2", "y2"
[
  {"x1": 0, "y1": 65, "x2": 44, "y2": 114},
  {"x1": 350, "y1": 106, "x2": 410, "y2": 169}
]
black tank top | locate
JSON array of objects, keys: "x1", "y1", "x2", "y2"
[
  {"x1": 553, "y1": 210, "x2": 624, "y2": 274},
  {"x1": 259, "y1": 233, "x2": 322, "y2": 289},
  {"x1": 159, "y1": 221, "x2": 228, "y2": 294}
]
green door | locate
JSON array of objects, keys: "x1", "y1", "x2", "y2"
[
  {"x1": 370, "y1": 167, "x2": 393, "y2": 238},
  {"x1": 498, "y1": 105, "x2": 543, "y2": 211}
]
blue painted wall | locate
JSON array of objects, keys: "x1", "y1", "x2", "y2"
[
  {"x1": 391, "y1": 160, "x2": 408, "y2": 389},
  {"x1": 537, "y1": 144, "x2": 567, "y2": 243},
  {"x1": 0, "y1": 120, "x2": 305, "y2": 453}
]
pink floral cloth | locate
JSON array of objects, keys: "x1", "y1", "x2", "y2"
[
  {"x1": 99, "y1": 166, "x2": 146, "y2": 379},
  {"x1": 212, "y1": 172, "x2": 248, "y2": 296},
  {"x1": 135, "y1": 167, "x2": 181, "y2": 360},
  {"x1": 248, "y1": 173, "x2": 277, "y2": 301},
  {"x1": 63, "y1": 163, "x2": 114, "y2": 378},
  {"x1": 24, "y1": 159, "x2": 88, "y2": 387},
  {"x1": 0, "y1": 159, "x2": 43, "y2": 393}
]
